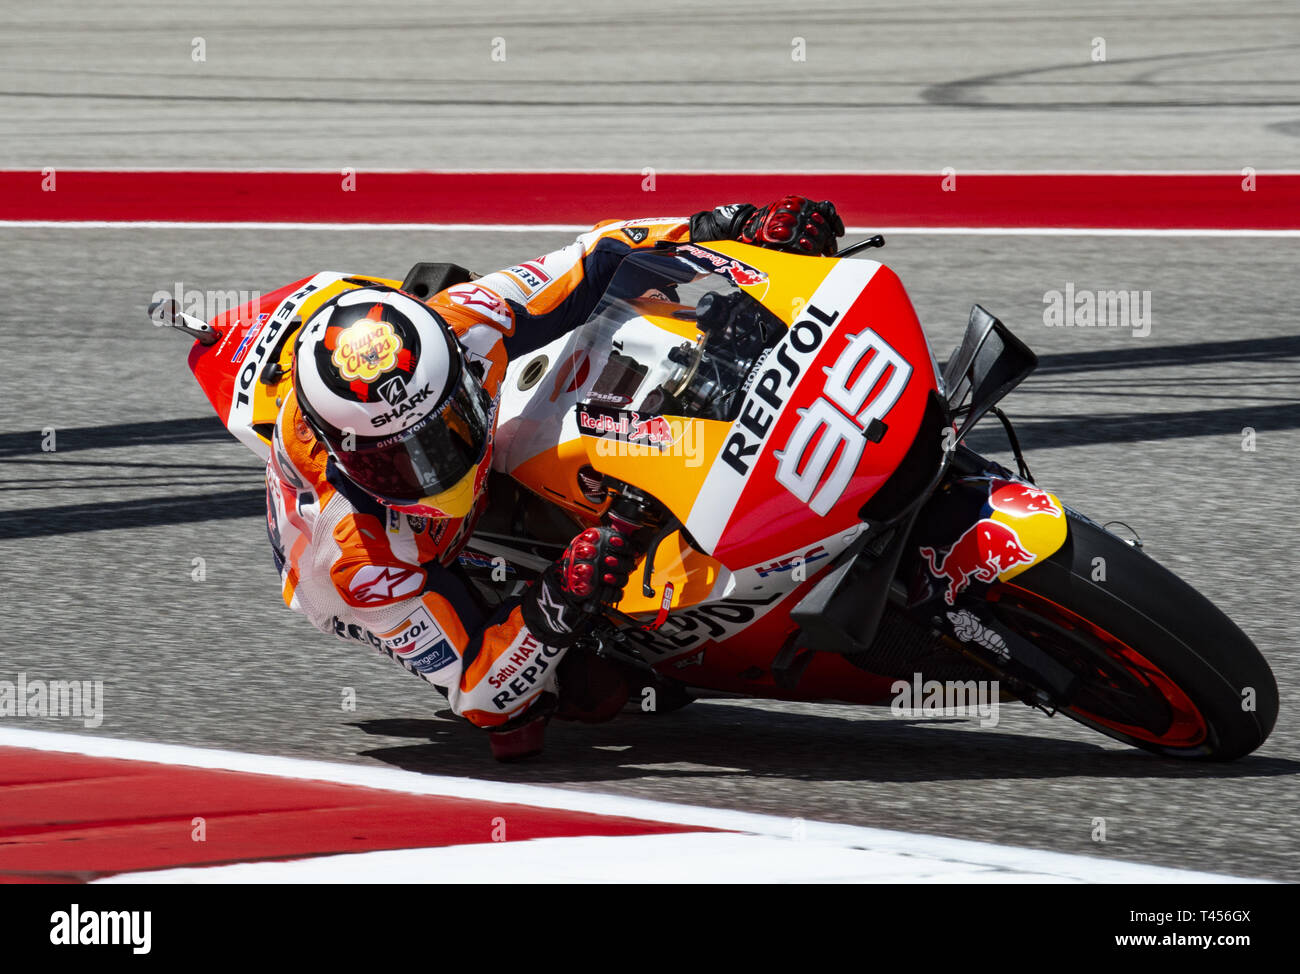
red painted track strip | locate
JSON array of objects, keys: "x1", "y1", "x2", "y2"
[
  {"x1": 0, "y1": 171, "x2": 1296, "y2": 229},
  {"x1": 0, "y1": 747, "x2": 711, "y2": 883}
]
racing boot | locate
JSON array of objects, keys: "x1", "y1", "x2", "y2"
[
  {"x1": 554, "y1": 649, "x2": 631, "y2": 723},
  {"x1": 487, "y1": 693, "x2": 556, "y2": 762}
]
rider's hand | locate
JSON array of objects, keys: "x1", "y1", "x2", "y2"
[
  {"x1": 689, "y1": 203, "x2": 757, "y2": 243},
  {"x1": 521, "y1": 527, "x2": 636, "y2": 645},
  {"x1": 739, "y1": 196, "x2": 846, "y2": 256},
  {"x1": 557, "y1": 527, "x2": 635, "y2": 605}
]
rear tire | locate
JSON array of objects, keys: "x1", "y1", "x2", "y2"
[{"x1": 989, "y1": 511, "x2": 1278, "y2": 760}]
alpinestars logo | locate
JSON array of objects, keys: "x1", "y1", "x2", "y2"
[
  {"x1": 537, "y1": 582, "x2": 572, "y2": 634},
  {"x1": 349, "y1": 565, "x2": 424, "y2": 604}
]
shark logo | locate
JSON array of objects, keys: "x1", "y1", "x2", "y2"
[{"x1": 377, "y1": 375, "x2": 408, "y2": 406}]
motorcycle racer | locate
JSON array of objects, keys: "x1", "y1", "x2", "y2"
[{"x1": 266, "y1": 196, "x2": 845, "y2": 760}]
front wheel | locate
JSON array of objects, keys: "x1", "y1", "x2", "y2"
[{"x1": 986, "y1": 512, "x2": 1278, "y2": 760}]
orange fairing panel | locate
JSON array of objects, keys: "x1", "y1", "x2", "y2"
[
  {"x1": 581, "y1": 415, "x2": 732, "y2": 529},
  {"x1": 680, "y1": 240, "x2": 839, "y2": 327},
  {"x1": 508, "y1": 436, "x2": 608, "y2": 521},
  {"x1": 617, "y1": 530, "x2": 725, "y2": 615}
]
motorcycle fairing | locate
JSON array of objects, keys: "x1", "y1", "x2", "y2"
[
  {"x1": 188, "y1": 272, "x2": 400, "y2": 459},
  {"x1": 682, "y1": 249, "x2": 941, "y2": 568},
  {"x1": 497, "y1": 242, "x2": 943, "y2": 635}
]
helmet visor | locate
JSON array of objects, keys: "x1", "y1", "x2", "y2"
[{"x1": 335, "y1": 364, "x2": 493, "y2": 506}]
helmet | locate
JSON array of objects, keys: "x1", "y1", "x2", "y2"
[{"x1": 293, "y1": 285, "x2": 494, "y2": 518}]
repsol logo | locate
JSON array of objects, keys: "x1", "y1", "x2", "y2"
[
  {"x1": 721, "y1": 304, "x2": 839, "y2": 476},
  {"x1": 388, "y1": 620, "x2": 430, "y2": 650},
  {"x1": 489, "y1": 634, "x2": 564, "y2": 709},
  {"x1": 371, "y1": 383, "x2": 433, "y2": 427},
  {"x1": 333, "y1": 616, "x2": 383, "y2": 650},
  {"x1": 234, "y1": 281, "x2": 320, "y2": 408},
  {"x1": 624, "y1": 593, "x2": 781, "y2": 657}
]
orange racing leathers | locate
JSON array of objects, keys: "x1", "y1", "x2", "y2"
[{"x1": 264, "y1": 215, "x2": 696, "y2": 728}]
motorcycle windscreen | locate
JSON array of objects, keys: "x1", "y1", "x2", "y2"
[{"x1": 552, "y1": 248, "x2": 773, "y2": 526}]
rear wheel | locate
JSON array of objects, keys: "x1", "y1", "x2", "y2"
[{"x1": 986, "y1": 512, "x2": 1278, "y2": 760}]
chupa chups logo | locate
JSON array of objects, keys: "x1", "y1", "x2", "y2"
[
  {"x1": 576, "y1": 403, "x2": 677, "y2": 446},
  {"x1": 332, "y1": 306, "x2": 402, "y2": 382}
]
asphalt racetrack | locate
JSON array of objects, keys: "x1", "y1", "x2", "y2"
[{"x1": 1, "y1": 1, "x2": 1298, "y2": 882}]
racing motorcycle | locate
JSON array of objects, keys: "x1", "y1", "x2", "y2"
[{"x1": 151, "y1": 234, "x2": 1279, "y2": 761}]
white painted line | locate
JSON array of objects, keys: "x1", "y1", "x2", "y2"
[
  {"x1": 89, "y1": 833, "x2": 1149, "y2": 884},
  {"x1": 2, "y1": 168, "x2": 1297, "y2": 176},
  {"x1": 867, "y1": 227, "x2": 1300, "y2": 237},
  {"x1": 1, "y1": 220, "x2": 1298, "y2": 237},
  {"x1": 0, "y1": 220, "x2": 591, "y2": 232},
  {"x1": 0, "y1": 727, "x2": 1264, "y2": 883}
]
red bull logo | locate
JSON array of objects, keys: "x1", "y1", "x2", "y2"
[
  {"x1": 988, "y1": 478, "x2": 1063, "y2": 519},
  {"x1": 629, "y1": 415, "x2": 675, "y2": 445},
  {"x1": 578, "y1": 406, "x2": 677, "y2": 447},
  {"x1": 919, "y1": 519, "x2": 1037, "y2": 605},
  {"x1": 675, "y1": 245, "x2": 768, "y2": 288},
  {"x1": 577, "y1": 403, "x2": 702, "y2": 463},
  {"x1": 724, "y1": 261, "x2": 767, "y2": 287}
]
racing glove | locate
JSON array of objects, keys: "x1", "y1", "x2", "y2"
[
  {"x1": 520, "y1": 527, "x2": 636, "y2": 646},
  {"x1": 740, "y1": 196, "x2": 845, "y2": 256},
  {"x1": 690, "y1": 196, "x2": 846, "y2": 256},
  {"x1": 690, "y1": 202, "x2": 758, "y2": 242}
]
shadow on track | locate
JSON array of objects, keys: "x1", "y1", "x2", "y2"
[
  {"x1": 349, "y1": 702, "x2": 1299, "y2": 787},
  {"x1": 0, "y1": 416, "x2": 228, "y2": 457},
  {"x1": 0, "y1": 487, "x2": 264, "y2": 539}
]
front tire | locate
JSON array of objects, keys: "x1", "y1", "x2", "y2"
[{"x1": 987, "y1": 511, "x2": 1278, "y2": 760}]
